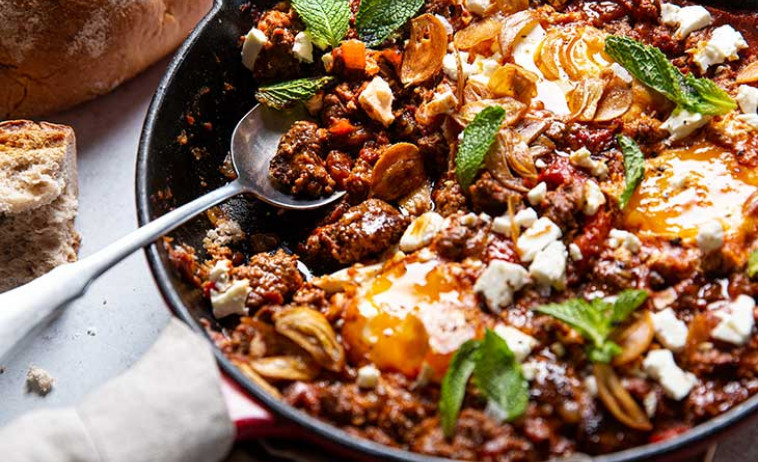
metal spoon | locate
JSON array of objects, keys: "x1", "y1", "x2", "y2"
[{"x1": 0, "y1": 104, "x2": 344, "y2": 360}]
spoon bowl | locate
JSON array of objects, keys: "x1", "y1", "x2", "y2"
[
  {"x1": 0, "y1": 103, "x2": 341, "y2": 360},
  {"x1": 232, "y1": 104, "x2": 345, "y2": 209}
]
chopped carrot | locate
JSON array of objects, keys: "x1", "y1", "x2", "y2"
[
  {"x1": 328, "y1": 119, "x2": 356, "y2": 137},
  {"x1": 340, "y1": 40, "x2": 366, "y2": 73}
]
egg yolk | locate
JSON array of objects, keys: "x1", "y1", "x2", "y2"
[
  {"x1": 624, "y1": 142, "x2": 758, "y2": 240},
  {"x1": 341, "y1": 255, "x2": 481, "y2": 379}
]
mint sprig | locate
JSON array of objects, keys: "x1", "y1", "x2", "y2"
[
  {"x1": 535, "y1": 290, "x2": 648, "y2": 363},
  {"x1": 616, "y1": 135, "x2": 645, "y2": 209},
  {"x1": 604, "y1": 36, "x2": 735, "y2": 116},
  {"x1": 255, "y1": 76, "x2": 334, "y2": 109},
  {"x1": 455, "y1": 106, "x2": 506, "y2": 189},
  {"x1": 748, "y1": 250, "x2": 758, "y2": 279},
  {"x1": 356, "y1": 0, "x2": 424, "y2": 47},
  {"x1": 439, "y1": 330, "x2": 528, "y2": 438},
  {"x1": 439, "y1": 340, "x2": 479, "y2": 437},
  {"x1": 292, "y1": 0, "x2": 350, "y2": 49}
]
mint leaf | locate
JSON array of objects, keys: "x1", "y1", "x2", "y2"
[
  {"x1": 683, "y1": 75, "x2": 737, "y2": 115},
  {"x1": 455, "y1": 106, "x2": 506, "y2": 189},
  {"x1": 616, "y1": 135, "x2": 645, "y2": 209},
  {"x1": 611, "y1": 289, "x2": 649, "y2": 324},
  {"x1": 439, "y1": 340, "x2": 480, "y2": 438},
  {"x1": 292, "y1": 0, "x2": 350, "y2": 49},
  {"x1": 255, "y1": 76, "x2": 334, "y2": 109},
  {"x1": 473, "y1": 330, "x2": 529, "y2": 422},
  {"x1": 748, "y1": 250, "x2": 758, "y2": 279},
  {"x1": 536, "y1": 298, "x2": 610, "y2": 348},
  {"x1": 604, "y1": 35, "x2": 682, "y2": 103},
  {"x1": 535, "y1": 290, "x2": 647, "y2": 363},
  {"x1": 356, "y1": 0, "x2": 424, "y2": 47},
  {"x1": 604, "y1": 35, "x2": 735, "y2": 116},
  {"x1": 588, "y1": 341, "x2": 622, "y2": 363}
]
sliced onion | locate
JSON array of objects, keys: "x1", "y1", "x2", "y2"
[
  {"x1": 536, "y1": 28, "x2": 565, "y2": 81},
  {"x1": 250, "y1": 355, "x2": 321, "y2": 381},
  {"x1": 737, "y1": 61, "x2": 758, "y2": 84},
  {"x1": 595, "y1": 72, "x2": 633, "y2": 121},
  {"x1": 401, "y1": 14, "x2": 448, "y2": 86},
  {"x1": 453, "y1": 97, "x2": 528, "y2": 127},
  {"x1": 499, "y1": 10, "x2": 538, "y2": 59},
  {"x1": 488, "y1": 63, "x2": 539, "y2": 103},
  {"x1": 371, "y1": 143, "x2": 426, "y2": 201},
  {"x1": 454, "y1": 16, "x2": 502, "y2": 51},
  {"x1": 463, "y1": 79, "x2": 494, "y2": 104},
  {"x1": 495, "y1": 0, "x2": 529, "y2": 14},
  {"x1": 594, "y1": 363, "x2": 653, "y2": 431},
  {"x1": 567, "y1": 77, "x2": 604, "y2": 121},
  {"x1": 612, "y1": 312, "x2": 654, "y2": 366}
]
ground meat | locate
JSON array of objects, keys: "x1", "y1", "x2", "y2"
[
  {"x1": 432, "y1": 213, "x2": 490, "y2": 261},
  {"x1": 469, "y1": 172, "x2": 523, "y2": 216},
  {"x1": 269, "y1": 121, "x2": 335, "y2": 197},
  {"x1": 432, "y1": 178, "x2": 469, "y2": 217},
  {"x1": 540, "y1": 180, "x2": 585, "y2": 230},
  {"x1": 303, "y1": 199, "x2": 407, "y2": 265},
  {"x1": 252, "y1": 9, "x2": 303, "y2": 82},
  {"x1": 233, "y1": 249, "x2": 304, "y2": 308}
]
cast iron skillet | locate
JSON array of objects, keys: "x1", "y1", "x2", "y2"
[{"x1": 136, "y1": 0, "x2": 758, "y2": 460}]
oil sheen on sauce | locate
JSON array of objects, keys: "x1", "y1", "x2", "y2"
[
  {"x1": 341, "y1": 253, "x2": 480, "y2": 379},
  {"x1": 624, "y1": 142, "x2": 758, "y2": 240}
]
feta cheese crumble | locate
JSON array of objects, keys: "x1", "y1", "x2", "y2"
[
  {"x1": 569, "y1": 148, "x2": 608, "y2": 178},
  {"x1": 211, "y1": 278, "x2": 251, "y2": 319},
  {"x1": 660, "y1": 109, "x2": 710, "y2": 141},
  {"x1": 494, "y1": 324, "x2": 539, "y2": 362},
  {"x1": 466, "y1": 0, "x2": 491, "y2": 16},
  {"x1": 711, "y1": 295, "x2": 756, "y2": 345},
  {"x1": 660, "y1": 3, "x2": 712, "y2": 40},
  {"x1": 292, "y1": 31, "x2": 314, "y2": 63},
  {"x1": 643, "y1": 349, "x2": 698, "y2": 400},
  {"x1": 357, "y1": 364, "x2": 381, "y2": 389},
  {"x1": 517, "y1": 217, "x2": 563, "y2": 262},
  {"x1": 359, "y1": 76, "x2": 395, "y2": 127},
  {"x1": 399, "y1": 212, "x2": 444, "y2": 252},
  {"x1": 241, "y1": 27, "x2": 268, "y2": 71},
  {"x1": 529, "y1": 240, "x2": 568, "y2": 290},
  {"x1": 442, "y1": 51, "x2": 474, "y2": 81},
  {"x1": 583, "y1": 180, "x2": 606, "y2": 216},
  {"x1": 692, "y1": 25, "x2": 748, "y2": 73},
  {"x1": 527, "y1": 182, "x2": 547, "y2": 206},
  {"x1": 514, "y1": 208, "x2": 538, "y2": 228},
  {"x1": 736, "y1": 84, "x2": 758, "y2": 130},
  {"x1": 607, "y1": 229, "x2": 642, "y2": 254},
  {"x1": 569, "y1": 243, "x2": 583, "y2": 261},
  {"x1": 651, "y1": 308, "x2": 689, "y2": 351},
  {"x1": 474, "y1": 260, "x2": 529, "y2": 312},
  {"x1": 696, "y1": 220, "x2": 724, "y2": 254},
  {"x1": 435, "y1": 14, "x2": 454, "y2": 36}
]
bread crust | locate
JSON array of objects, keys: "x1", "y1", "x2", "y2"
[{"x1": 0, "y1": 0, "x2": 213, "y2": 118}]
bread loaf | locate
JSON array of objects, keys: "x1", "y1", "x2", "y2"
[
  {"x1": 0, "y1": 121, "x2": 80, "y2": 293},
  {"x1": 0, "y1": 0, "x2": 212, "y2": 119}
]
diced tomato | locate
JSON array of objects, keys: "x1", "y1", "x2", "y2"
[
  {"x1": 328, "y1": 119, "x2": 356, "y2": 137},
  {"x1": 537, "y1": 156, "x2": 573, "y2": 188},
  {"x1": 648, "y1": 424, "x2": 691, "y2": 443},
  {"x1": 574, "y1": 208, "x2": 612, "y2": 262}
]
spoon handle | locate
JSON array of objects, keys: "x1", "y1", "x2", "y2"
[{"x1": 0, "y1": 180, "x2": 245, "y2": 360}]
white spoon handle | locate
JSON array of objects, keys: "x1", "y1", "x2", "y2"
[{"x1": 0, "y1": 180, "x2": 245, "y2": 360}]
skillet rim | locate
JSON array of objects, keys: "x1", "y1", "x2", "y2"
[{"x1": 135, "y1": 0, "x2": 758, "y2": 460}]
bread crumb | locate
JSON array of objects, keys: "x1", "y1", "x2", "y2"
[
  {"x1": 86, "y1": 326, "x2": 97, "y2": 336},
  {"x1": 26, "y1": 366, "x2": 54, "y2": 396},
  {"x1": 203, "y1": 218, "x2": 245, "y2": 249}
]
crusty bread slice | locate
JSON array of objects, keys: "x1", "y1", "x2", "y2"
[{"x1": 0, "y1": 121, "x2": 80, "y2": 292}]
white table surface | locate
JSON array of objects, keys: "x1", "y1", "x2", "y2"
[
  {"x1": 0, "y1": 60, "x2": 171, "y2": 424},
  {"x1": 0, "y1": 57, "x2": 755, "y2": 462}
]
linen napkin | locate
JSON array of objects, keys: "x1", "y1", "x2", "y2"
[{"x1": 0, "y1": 318, "x2": 235, "y2": 462}]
